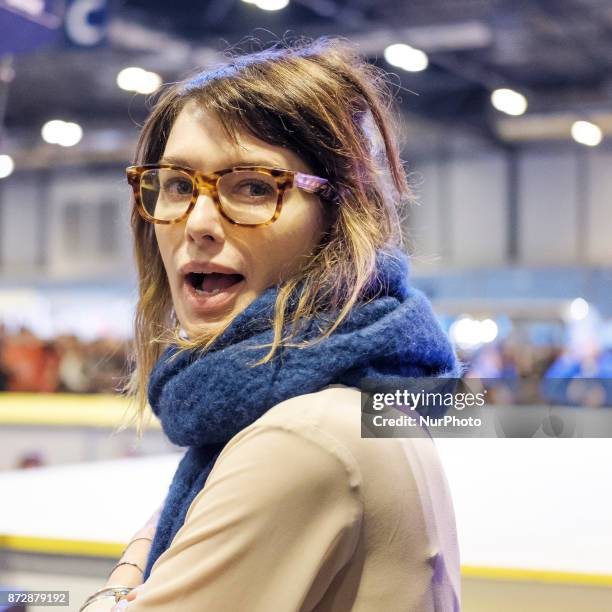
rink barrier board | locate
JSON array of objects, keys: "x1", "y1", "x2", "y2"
[
  {"x1": 2, "y1": 395, "x2": 611, "y2": 590},
  {"x1": 0, "y1": 393, "x2": 160, "y2": 429},
  {"x1": 1, "y1": 535, "x2": 612, "y2": 587}
]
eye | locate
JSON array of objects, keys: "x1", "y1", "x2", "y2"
[
  {"x1": 162, "y1": 177, "x2": 192, "y2": 196},
  {"x1": 235, "y1": 180, "x2": 275, "y2": 198}
]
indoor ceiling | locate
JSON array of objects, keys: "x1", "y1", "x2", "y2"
[{"x1": 2, "y1": 0, "x2": 612, "y2": 159}]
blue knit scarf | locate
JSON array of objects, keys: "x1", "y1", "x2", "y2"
[{"x1": 142, "y1": 247, "x2": 462, "y2": 580}]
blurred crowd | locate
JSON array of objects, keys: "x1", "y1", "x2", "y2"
[
  {"x1": 461, "y1": 337, "x2": 612, "y2": 407},
  {"x1": 0, "y1": 324, "x2": 129, "y2": 394},
  {"x1": 460, "y1": 339, "x2": 562, "y2": 381},
  {"x1": 1, "y1": 323, "x2": 611, "y2": 406}
]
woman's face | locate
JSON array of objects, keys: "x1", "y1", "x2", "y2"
[{"x1": 154, "y1": 100, "x2": 329, "y2": 338}]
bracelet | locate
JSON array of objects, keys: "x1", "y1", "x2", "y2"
[
  {"x1": 79, "y1": 586, "x2": 133, "y2": 612},
  {"x1": 127, "y1": 536, "x2": 154, "y2": 547},
  {"x1": 107, "y1": 560, "x2": 144, "y2": 580},
  {"x1": 121, "y1": 536, "x2": 153, "y2": 555},
  {"x1": 79, "y1": 594, "x2": 121, "y2": 612}
]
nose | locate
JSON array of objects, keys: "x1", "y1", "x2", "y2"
[{"x1": 184, "y1": 191, "x2": 226, "y2": 245}]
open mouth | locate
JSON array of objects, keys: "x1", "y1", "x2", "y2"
[{"x1": 185, "y1": 272, "x2": 245, "y2": 296}]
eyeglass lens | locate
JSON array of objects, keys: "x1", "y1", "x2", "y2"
[{"x1": 140, "y1": 168, "x2": 280, "y2": 224}]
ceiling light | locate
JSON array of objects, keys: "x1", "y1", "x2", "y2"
[
  {"x1": 449, "y1": 316, "x2": 499, "y2": 350},
  {"x1": 569, "y1": 298, "x2": 589, "y2": 321},
  {"x1": 0, "y1": 154, "x2": 15, "y2": 179},
  {"x1": 117, "y1": 67, "x2": 162, "y2": 94},
  {"x1": 571, "y1": 120, "x2": 602, "y2": 147},
  {"x1": 491, "y1": 88, "x2": 528, "y2": 116},
  {"x1": 384, "y1": 43, "x2": 428, "y2": 72},
  {"x1": 41, "y1": 120, "x2": 83, "y2": 147},
  {"x1": 480, "y1": 319, "x2": 498, "y2": 344},
  {"x1": 245, "y1": 0, "x2": 289, "y2": 9}
]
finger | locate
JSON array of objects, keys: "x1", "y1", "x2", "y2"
[
  {"x1": 110, "y1": 599, "x2": 129, "y2": 612},
  {"x1": 125, "y1": 584, "x2": 145, "y2": 601}
]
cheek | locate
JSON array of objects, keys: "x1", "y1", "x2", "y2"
[
  {"x1": 154, "y1": 226, "x2": 179, "y2": 284},
  {"x1": 245, "y1": 197, "x2": 327, "y2": 284},
  {"x1": 290, "y1": 195, "x2": 329, "y2": 248}
]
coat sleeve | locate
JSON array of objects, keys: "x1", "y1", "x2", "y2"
[{"x1": 122, "y1": 421, "x2": 364, "y2": 612}]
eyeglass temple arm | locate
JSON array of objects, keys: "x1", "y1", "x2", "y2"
[{"x1": 295, "y1": 172, "x2": 338, "y2": 202}]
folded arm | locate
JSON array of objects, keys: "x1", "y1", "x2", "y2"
[{"x1": 99, "y1": 421, "x2": 363, "y2": 612}]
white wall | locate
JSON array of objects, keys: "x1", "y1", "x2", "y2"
[
  {"x1": 408, "y1": 145, "x2": 612, "y2": 273},
  {"x1": 518, "y1": 151, "x2": 578, "y2": 265},
  {"x1": 586, "y1": 150, "x2": 612, "y2": 265},
  {"x1": 0, "y1": 179, "x2": 41, "y2": 271},
  {"x1": 406, "y1": 161, "x2": 445, "y2": 266},
  {"x1": 0, "y1": 167, "x2": 134, "y2": 282},
  {"x1": 448, "y1": 155, "x2": 508, "y2": 266}
]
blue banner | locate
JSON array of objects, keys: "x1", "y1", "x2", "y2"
[{"x1": 0, "y1": 0, "x2": 63, "y2": 55}]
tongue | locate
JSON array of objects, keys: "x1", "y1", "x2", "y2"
[{"x1": 200, "y1": 272, "x2": 243, "y2": 292}]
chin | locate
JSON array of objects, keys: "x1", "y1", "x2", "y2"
[
  {"x1": 174, "y1": 284, "x2": 260, "y2": 340},
  {"x1": 179, "y1": 304, "x2": 242, "y2": 339},
  {"x1": 181, "y1": 316, "x2": 229, "y2": 339}
]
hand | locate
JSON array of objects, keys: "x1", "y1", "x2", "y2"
[{"x1": 109, "y1": 583, "x2": 145, "y2": 612}]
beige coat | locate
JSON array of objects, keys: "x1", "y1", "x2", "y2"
[{"x1": 91, "y1": 384, "x2": 461, "y2": 611}]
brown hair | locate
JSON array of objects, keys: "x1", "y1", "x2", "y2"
[{"x1": 120, "y1": 36, "x2": 414, "y2": 439}]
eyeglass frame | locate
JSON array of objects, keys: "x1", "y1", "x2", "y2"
[{"x1": 126, "y1": 163, "x2": 338, "y2": 227}]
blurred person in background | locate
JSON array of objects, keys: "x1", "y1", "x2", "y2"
[
  {"x1": 80, "y1": 38, "x2": 462, "y2": 612},
  {"x1": 14, "y1": 450, "x2": 46, "y2": 469},
  {"x1": 56, "y1": 334, "x2": 91, "y2": 393},
  {"x1": 0, "y1": 323, "x2": 11, "y2": 391},
  {"x1": 541, "y1": 319, "x2": 612, "y2": 407},
  {"x1": 464, "y1": 342, "x2": 519, "y2": 405},
  {"x1": 465, "y1": 342, "x2": 519, "y2": 379},
  {"x1": 0, "y1": 327, "x2": 60, "y2": 392},
  {"x1": 86, "y1": 337, "x2": 130, "y2": 393},
  {"x1": 462, "y1": 329, "x2": 564, "y2": 405}
]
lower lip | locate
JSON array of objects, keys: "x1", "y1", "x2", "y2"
[{"x1": 182, "y1": 276, "x2": 246, "y2": 315}]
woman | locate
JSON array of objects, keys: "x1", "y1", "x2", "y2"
[{"x1": 80, "y1": 37, "x2": 462, "y2": 612}]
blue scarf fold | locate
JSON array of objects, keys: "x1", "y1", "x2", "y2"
[{"x1": 143, "y1": 247, "x2": 462, "y2": 580}]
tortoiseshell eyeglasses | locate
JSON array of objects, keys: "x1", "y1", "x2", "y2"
[{"x1": 126, "y1": 163, "x2": 337, "y2": 227}]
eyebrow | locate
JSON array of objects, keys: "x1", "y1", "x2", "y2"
[{"x1": 158, "y1": 155, "x2": 287, "y2": 170}]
